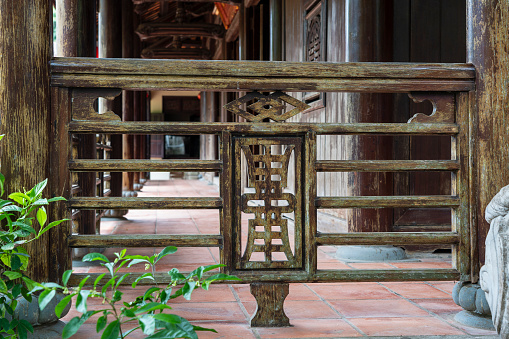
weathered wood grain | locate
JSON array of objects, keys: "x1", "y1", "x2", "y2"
[
  {"x1": 52, "y1": 74, "x2": 474, "y2": 92},
  {"x1": 69, "y1": 197, "x2": 222, "y2": 209},
  {"x1": 69, "y1": 234, "x2": 222, "y2": 247},
  {"x1": 67, "y1": 268, "x2": 459, "y2": 286},
  {"x1": 316, "y1": 196, "x2": 460, "y2": 208},
  {"x1": 250, "y1": 283, "x2": 290, "y2": 327},
  {"x1": 69, "y1": 159, "x2": 222, "y2": 172},
  {"x1": 316, "y1": 232, "x2": 459, "y2": 246},
  {"x1": 68, "y1": 122, "x2": 459, "y2": 135},
  {"x1": 315, "y1": 160, "x2": 459, "y2": 172},
  {"x1": 51, "y1": 57, "x2": 474, "y2": 78}
]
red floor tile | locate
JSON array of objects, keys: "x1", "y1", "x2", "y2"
[
  {"x1": 308, "y1": 282, "x2": 399, "y2": 300},
  {"x1": 381, "y1": 282, "x2": 451, "y2": 299},
  {"x1": 328, "y1": 299, "x2": 430, "y2": 318},
  {"x1": 349, "y1": 317, "x2": 465, "y2": 336},
  {"x1": 412, "y1": 298, "x2": 463, "y2": 315},
  {"x1": 255, "y1": 318, "x2": 362, "y2": 338}
]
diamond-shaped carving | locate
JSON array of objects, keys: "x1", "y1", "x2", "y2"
[{"x1": 224, "y1": 91, "x2": 310, "y2": 122}]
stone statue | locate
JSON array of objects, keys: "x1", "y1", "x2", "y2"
[{"x1": 480, "y1": 184, "x2": 509, "y2": 338}]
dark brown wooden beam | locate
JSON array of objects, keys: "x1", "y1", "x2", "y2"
[
  {"x1": 68, "y1": 122, "x2": 459, "y2": 135},
  {"x1": 316, "y1": 196, "x2": 460, "y2": 209},
  {"x1": 315, "y1": 160, "x2": 460, "y2": 172},
  {"x1": 133, "y1": 0, "x2": 240, "y2": 4},
  {"x1": 141, "y1": 48, "x2": 211, "y2": 59},
  {"x1": 69, "y1": 234, "x2": 222, "y2": 247},
  {"x1": 69, "y1": 197, "x2": 223, "y2": 209},
  {"x1": 69, "y1": 159, "x2": 223, "y2": 172},
  {"x1": 316, "y1": 232, "x2": 459, "y2": 246}
]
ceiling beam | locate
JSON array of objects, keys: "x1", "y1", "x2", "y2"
[
  {"x1": 136, "y1": 22, "x2": 225, "y2": 40},
  {"x1": 140, "y1": 47, "x2": 211, "y2": 59},
  {"x1": 133, "y1": 0, "x2": 240, "y2": 4}
]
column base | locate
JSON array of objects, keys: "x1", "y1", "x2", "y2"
[
  {"x1": 335, "y1": 245, "x2": 407, "y2": 262},
  {"x1": 452, "y1": 282, "x2": 494, "y2": 330},
  {"x1": 250, "y1": 283, "x2": 290, "y2": 327}
]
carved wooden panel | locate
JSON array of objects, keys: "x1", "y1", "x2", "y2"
[
  {"x1": 72, "y1": 88, "x2": 122, "y2": 121},
  {"x1": 224, "y1": 91, "x2": 310, "y2": 122},
  {"x1": 234, "y1": 137, "x2": 303, "y2": 270}
]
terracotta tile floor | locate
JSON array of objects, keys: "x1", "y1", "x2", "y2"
[{"x1": 62, "y1": 178, "x2": 498, "y2": 338}]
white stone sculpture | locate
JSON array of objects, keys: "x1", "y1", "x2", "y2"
[{"x1": 480, "y1": 184, "x2": 509, "y2": 338}]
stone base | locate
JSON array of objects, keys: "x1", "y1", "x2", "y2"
[
  {"x1": 122, "y1": 190, "x2": 138, "y2": 197},
  {"x1": 335, "y1": 245, "x2": 407, "y2": 262},
  {"x1": 133, "y1": 183, "x2": 143, "y2": 191},
  {"x1": 29, "y1": 320, "x2": 66, "y2": 339},
  {"x1": 455, "y1": 310, "x2": 495, "y2": 331}
]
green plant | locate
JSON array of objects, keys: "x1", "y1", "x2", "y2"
[
  {"x1": 0, "y1": 134, "x2": 67, "y2": 338},
  {"x1": 40, "y1": 247, "x2": 240, "y2": 339}
]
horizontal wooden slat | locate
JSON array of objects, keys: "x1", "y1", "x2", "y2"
[
  {"x1": 52, "y1": 58, "x2": 474, "y2": 78},
  {"x1": 68, "y1": 122, "x2": 459, "y2": 135},
  {"x1": 67, "y1": 269, "x2": 459, "y2": 286},
  {"x1": 315, "y1": 196, "x2": 460, "y2": 208},
  {"x1": 51, "y1": 58, "x2": 474, "y2": 91},
  {"x1": 315, "y1": 160, "x2": 459, "y2": 172},
  {"x1": 69, "y1": 159, "x2": 222, "y2": 172},
  {"x1": 69, "y1": 234, "x2": 222, "y2": 247},
  {"x1": 315, "y1": 232, "x2": 459, "y2": 246},
  {"x1": 53, "y1": 75, "x2": 474, "y2": 92},
  {"x1": 69, "y1": 197, "x2": 222, "y2": 209}
]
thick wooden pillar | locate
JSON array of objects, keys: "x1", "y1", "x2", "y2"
[
  {"x1": 346, "y1": 0, "x2": 393, "y2": 232},
  {"x1": 99, "y1": 0, "x2": 123, "y2": 214},
  {"x1": 0, "y1": 0, "x2": 51, "y2": 281},
  {"x1": 250, "y1": 283, "x2": 290, "y2": 327},
  {"x1": 57, "y1": 0, "x2": 97, "y2": 235},
  {"x1": 467, "y1": 0, "x2": 509, "y2": 276}
]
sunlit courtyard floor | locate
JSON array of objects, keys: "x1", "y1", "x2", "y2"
[{"x1": 61, "y1": 178, "x2": 498, "y2": 338}]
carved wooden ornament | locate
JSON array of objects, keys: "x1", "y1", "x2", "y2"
[
  {"x1": 407, "y1": 92, "x2": 455, "y2": 123},
  {"x1": 224, "y1": 91, "x2": 310, "y2": 122},
  {"x1": 72, "y1": 88, "x2": 122, "y2": 121}
]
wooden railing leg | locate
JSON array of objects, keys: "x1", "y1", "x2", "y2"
[{"x1": 250, "y1": 283, "x2": 290, "y2": 327}]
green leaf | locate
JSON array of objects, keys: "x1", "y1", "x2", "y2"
[
  {"x1": 55, "y1": 294, "x2": 73, "y2": 318},
  {"x1": 0, "y1": 279, "x2": 8, "y2": 293},
  {"x1": 32, "y1": 198, "x2": 49, "y2": 206},
  {"x1": 62, "y1": 270, "x2": 73, "y2": 287},
  {"x1": 36, "y1": 206, "x2": 47, "y2": 227},
  {"x1": 37, "y1": 219, "x2": 68, "y2": 238},
  {"x1": 101, "y1": 320, "x2": 120, "y2": 339},
  {"x1": 22, "y1": 276, "x2": 43, "y2": 292},
  {"x1": 31, "y1": 179, "x2": 48, "y2": 198},
  {"x1": 47, "y1": 196, "x2": 66, "y2": 203},
  {"x1": 114, "y1": 273, "x2": 130, "y2": 289},
  {"x1": 10, "y1": 254, "x2": 22, "y2": 270},
  {"x1": 3, "y1": 271, "x2": 22, "y2": 280},
  {"x1": 82, "y1": 253, "x2": 109, "y2": 263},
  {"x1": 96, "y1": 314, "x2": 107, "y2": 332},
  {"x1": 1, "y1": 205, "x2": 21, "y2": 213},
  {"x1": 152, "y1": 313, "x2": 182, "y2": 324},
  {"x1": 62, "y1": 311, "x2": 101, "y2": 339},
  {"x1": 101, "y1": 277, "x2": 116, "y2": 295},
  {"x1": 8, "y1": 192, "x2": 30, "y2": 205},
  {"x1": 182, "y1": 281, "x2": 196, "y2": 300},
  {"x1": 143, "y1": 287, "x2": 160, "y2": 301},
  {"x1": 78, "y1": 275, "x2": 90, "y2": 289},
  {"x1": 11, "y1": 283, "x2": 21, "y2": 298},
  {"x1": 134, "y1": 302, "x2": 172, "y2": 314},
  {"x1": 140, "y1": 314, "x2": 156, "y2": 335},
  {"x1": 19, "y1": 319, "x2": 34, "y2": 333},
  {"x1": 1, "y1": 243, "x2": 15, "y2": 251},
  {"x1": 202, "y1": 273, "x2": 241, "y2": 290},
  {"x1": 38, "y1": 289, "x2": 56, "y2": 311},
  {"x1": 132, "y1": 272, "x2": 155, "y2": 288},
  {"x1": 154, "y1": 246, "x2": 177, "y2": 264},
  {"x1": 94, "y1": 273, "x2": 107, "y2": 289},
  {"x1": 76, "y1": 290, "x2": 90, "y2": 313},
  {"x1": 127, "y1": 258, "x2": 150, "y2": 267}
]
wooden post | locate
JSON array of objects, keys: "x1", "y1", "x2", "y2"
[
  {"x1": 57, "y1": 0, "x2": 98, "y2": 236},
  {"x1": 121, "y1": 0, "x2": 136, "y2": 199},
  {"x1": 346, "y1": 0, "x2": 393, "y2": 233},
  {"x1": 99, "y1": 0, "x2": 124, "y2": 216},
  {"x1": 0, "y1": 0, "x2": 51, "y2": 281},
  {"x1": 250, "y1": 283, "x2": 290, "y2": 327},
  {"x1": 467, "y1": 0, "x2": 509, "y2": 276}
]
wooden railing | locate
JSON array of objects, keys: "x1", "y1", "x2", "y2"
[{"x1": 49, "y1": 57, "x2": 475, "y2": 285}]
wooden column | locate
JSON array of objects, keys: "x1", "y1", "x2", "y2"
[
  {"x1": 57, "y1": 0, "x2": 98, "y2": 235},
  {"x1": 0, "y1": 0, "x2": 51, "y2": 281},
  {"x1": 467, "y1": 0, "x2": 509, "y2": 275},
  {"x1": 250, "y1": 283, "x2": 290, "y2": 327},
  {"x1": 99, "y1": 0, "x2": 123, "y2": 215},
  {"x1": 122, "y1": 0, "x2": 136, "y2": 198},
  {"x1": 346, "y1": 0, "x2": 393, "y2": 233}
]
